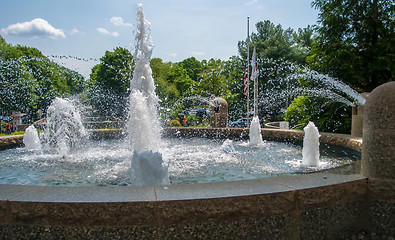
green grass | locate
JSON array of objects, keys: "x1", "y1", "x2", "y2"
[{"x1": 0, "y1": 131, "x2": 25, "y2": 137}]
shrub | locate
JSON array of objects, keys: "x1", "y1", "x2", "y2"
[{"x1": 285, "y1": 95, "x2": 352, "y2": 133}]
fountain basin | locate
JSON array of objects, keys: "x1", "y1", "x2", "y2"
[
  {"x1": 0, "y1": 128, "x2": 375, "y2": 239},
  {"x1": 0, "y1": 128, "x2": 361, "y2": 186},
  {"x1": 0, "y1": 173, "x2": 367, "y2": 239}
]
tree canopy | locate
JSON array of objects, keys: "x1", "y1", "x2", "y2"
[
  {"x1": 86, "y1": 47, "x2": 133, "y2": 119},
  {"x1": 309, "y1": 0, "x2": 395, "y2": 91},
  {"x1": 238, "y1": 20, "x2": 315, "y2": 65},
  {"x1": 0, "y1": 35, "x2": 85, "y2": 118}
]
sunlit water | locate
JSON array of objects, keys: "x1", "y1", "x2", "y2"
[{"x1": 0, "y1": 137, "x2": 360, "y2": 186}]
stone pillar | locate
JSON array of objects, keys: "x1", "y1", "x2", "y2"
[
  {"x1": 210, "y1": 97, "x2": 228, "y2": 128},
  {"x1": 351, "y1": 93, "x2": 369, "y2": 137},
  {"x1": 361, "y1": 82, "x2": 395, "y2": 236},
  {"x1": 361, "y1": 83, "x2": 395, "y2": 178}
]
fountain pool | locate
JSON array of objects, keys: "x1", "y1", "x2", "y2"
[{"x1": 0, "y1": 135, "x2": 360, "y2": 186}]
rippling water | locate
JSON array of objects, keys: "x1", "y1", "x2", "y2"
[{"x1": 0, "y1": 138, "x2": 360, "y2": 186}]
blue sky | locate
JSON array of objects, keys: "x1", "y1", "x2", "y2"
[{"x1": 0, "y1": 0, "x2": 319, "y2": 77}]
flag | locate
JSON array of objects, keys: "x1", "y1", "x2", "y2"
[
  {"x1": 251, "y1": 45, "x2": 258, "y2": 81},
  {"x1": 243, "y1": 59, "x2": 249, "y2": 96}
]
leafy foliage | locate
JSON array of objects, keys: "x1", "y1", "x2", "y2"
[
  {"x1": 238, "y1": 20, "x2": 315, "y2": 65},
  {"x1": 0, "y1": 36, "x2": 84, "y2": 118},
  {"x1": 86, "y1": 47, "x2": 133, "y2": 119},
  {"x1": 309, "y1": 0, "x2": 395, "y2": 91},
  {"x1": 151, "y1": 58, "x2": 194, "y2": 99},
  {"x1": 284, "y1": 95, "x2": 352, "y2": 133},
  {"x1": 178, "y1": 57, "x2": 203, "y2": 81}
]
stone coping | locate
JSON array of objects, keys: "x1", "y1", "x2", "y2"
[
  {"x1": 93, "y1": 127, "x2": 363, "y2": 152},
  {"x1": 0, "y1": 173, "x2": 365, "y2": 203},
  {"x1": 0, "y1": 173, "x2": 367, "y2": 228},
  {"x1": 0, "y1": 135, "x2": 24, "y2": 150}
]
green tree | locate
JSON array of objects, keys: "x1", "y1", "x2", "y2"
[
  {"x1": 0, "y1": 36, "x2": 8, "y2": 59},
  {"x1": 167, "y1": 65, "x2": 194, "y2": 96},
  {"x1": 284, "y1": 95, "x2": 352, "y2": 133},
  {"x1": 150, "y1": 58, "x2": 194, "y2": 101},
  {"x1": 0, "y1": 59, "x2": 37, "y2": 115},
  {"x1": 0, "y1": 36, "x2": 84, "y2": 118},
  {"x1": 196, "y1": 58, "x2": 230, "y2": 98},
  {"x1": 293, "y1": 25, "x2": 316, "y2": 51},
  {"x1": 87, "y1": 47, "x2": 133, "y2": 119},
  {"x1": 309, "y1": 0, "x2": 395, "y2": 91},
  {"x1": 238, "y1": 20, "x2": 314, "y2": 65},
  {"x1": 219, "y1": 55, "x2": 247, "y2": 121},
  {"x1": 178, "y1": 57, "x2": 203, "y2": 81},
  {"x1": 150, "y1": 58, "x2": 179, "y2": 101}
]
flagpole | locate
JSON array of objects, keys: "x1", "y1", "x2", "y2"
[
  {"x1": 246, "y1": 17, "x2": 250, "y2": 127},
  {"x1": 253, "y1": 45, "x2": 258, "y2": 118}
]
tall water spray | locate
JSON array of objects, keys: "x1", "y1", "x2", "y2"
[
  {"x1": 127, "y1": 3, "x2": 161, "y2": 152},
  {"x1": 302, "y1": 121, "x2": 320, "y2": 167},
  {"x1": 127, "y1": 4, "x2": 169, "y2": 186}
]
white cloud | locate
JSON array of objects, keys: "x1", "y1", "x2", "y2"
[
  {"x1": 1, "y1": 18, "x2": 66, "y2": 39},
  {"x1": 110, "y1": 17, "x2": 132, "y2": 27},
  {"x1": 246, "y1": 0, "x2": 257, "y2": 5},
  {"x1": 245, "y1": 0, "x2": 263, "y2": 9},
  {"x1": 169, "y1": 52, "x2": 179, "y2": 58},
  {"x1": 96, "y1": 27, "x2": 119, "y2": 37},
  {"x1": 245, "y1": 0, "x2": 258, "y2": 5},
  {"x1": 190, "y1": 51, "x2": 206, "y2": 56},
  {"x1": 70, "y1": 28, "x2": 82, "y2": 35}
]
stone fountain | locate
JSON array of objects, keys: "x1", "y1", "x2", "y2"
[{"x1": 0, "y1": 3, "x2": 394, "y2": 238}]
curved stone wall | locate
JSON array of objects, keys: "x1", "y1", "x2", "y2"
[
  {"x1": 0, "y1": 135, "x2": 23, "y2": 150},
  {"x1": 0, "y1": 173, "x2": 367, "y2": 239}
]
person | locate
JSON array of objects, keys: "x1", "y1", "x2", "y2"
[
  {"x1": 182, "y1": 118, "x2": 188, "y2": 127},
  {"x1": 6, "y1": 124, "x2": 11, "y2": 134}
]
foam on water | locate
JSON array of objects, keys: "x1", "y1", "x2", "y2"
[{"x1": 129, "y1": 150, "x2": 169, "y2": 186}]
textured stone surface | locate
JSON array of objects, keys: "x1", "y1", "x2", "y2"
[
  {"x1": 369, "y1": 200, "x2": 395, "y2": 236},
  {"x1": 362, "y1": 81, "x2": 395, "y2": 179},
  {"x1": 0, "y1": 201, "x2": 370, "y2": 239},
  {"x1": 210, "y1": 97, "x2": 228, "y2": 128},
  {"x1": 0, "y1": 135, "x2": 23, "y2": 150},
  {"x1": 296, "y1": 179, "x2": 368, "y2": 210},
  {"x1": 300, "y1": 201, "x2": 367, "y2": 240},
  {"x1": 163, "y1": 127, "x2": 363, "y2": 152},
  {"x1": 368, "y1": 178, "x2": 395, "y2": 201},
  {"x1": 351, "y1": 92, "x2": 370, "y2": 137},
  {"x1": 362, "y1": 131, "x2": 395, "y2": 178},
  {"x1": 360, "y1": 82, "x2": 395, "y2": 236},
  {"x1": 0, "y1": 215, "x2": 299, "y2": 240},
  {"x1": 0, "y1": 174, "x2": 369, "y2": 239},
  {"x1": 0, "y1": 127, "x2": 363, "y2": 152}
]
